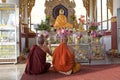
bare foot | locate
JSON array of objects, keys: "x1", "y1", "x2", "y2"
[{"x1": 49, "y1": 67, "x2": 56, "y2": 72}]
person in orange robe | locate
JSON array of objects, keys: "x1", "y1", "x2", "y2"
[
  {"x1": 52, "y1": 35, "x2": 81, "y2": 75},
  {"x1": 25, "y1": 35, "x2": 52, "y2": 75},
  {"x1": 54, "y1": 9, "x2": 72, "y2": 29}
]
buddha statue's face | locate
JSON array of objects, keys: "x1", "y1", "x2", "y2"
[{"x1": 59, "y1": 9, "x2": 64, "y2": 15}]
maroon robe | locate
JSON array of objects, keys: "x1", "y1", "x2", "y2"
[{"x1": 25, "y1": 45, "x2": 51, "y2": 75}]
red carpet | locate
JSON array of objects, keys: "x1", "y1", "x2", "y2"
[{"x1": 21, "y1": 64, "x2": 120, "y2": 80}]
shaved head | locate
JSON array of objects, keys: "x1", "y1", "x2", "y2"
[
  {"x1": 61, "y1": 35, "x2": 68, "y2": 43},
  {"x1": 37, "y1": 35, "x2": 45, "y2": 45}
]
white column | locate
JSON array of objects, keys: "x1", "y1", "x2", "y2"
[
  {"x1": 117, "y1": 0, "x2": 120, "y2": 8},
  {"x1": 113, "y1": 0, "x2": 120, "y2": 16},
  {"x1": 94, "y1": 1, "x2": 97, "y2": 21},
  {"x1": 24, "y1": 6, "x2": 28, "y2": 24},
  {"x1": 0, "y1": 0, "x2": 2, "y2": 3},
  {"x1": 90, "y1": 0, "x2": 93, "y2": 21}
]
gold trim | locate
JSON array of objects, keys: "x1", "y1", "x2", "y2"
[
  {"x1": 0, "y1": 8, "x2": 14, "y2": 10},
  {"x1": 107, "y1": 0, "x2": 113, "y2": 15},
  {"x1": 2, "y1": 0, "x2": 6, "y2": 3},
  {"x1": 82, "y1": 0, "x2": 90, "y2": 17},
  {"x1": 111, "y1": 17, "x2": 117, "y2": 22}
]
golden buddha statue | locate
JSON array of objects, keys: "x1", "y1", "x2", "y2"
[{"x1": 54, "y1": 9, "x2": 72, "y2": 29}]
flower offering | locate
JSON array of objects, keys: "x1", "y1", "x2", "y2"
[
  {"x1": 88, "y1": 21, "x2": 100, "y2": 31},
  {"x1": 37, "y1": 30, "x2": 49, "y2": 39},
  {"x1": 57, "y1": 28, "x2": 73, "y2": 38}
]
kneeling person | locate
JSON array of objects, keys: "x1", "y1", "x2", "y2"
[
  {"x1": 25, "y1": 35, "x2": 52, "y2": 75},
  {"x1": 52, "y1": 35, "x2": 80, "y2": 75}
]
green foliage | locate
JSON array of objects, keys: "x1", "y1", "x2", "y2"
[
  {"x1": 70, "y1": 15, "x2": 76, "y2": 21},
  {"x1": 37, "y1": 16, "x2": 50, "y2": 32},
  {"x1": 89, "y1": 26, "x2": 98, "y2": 31},
  {"x1": 37, "y1": 22, "x2": 50, "y2": 32}
]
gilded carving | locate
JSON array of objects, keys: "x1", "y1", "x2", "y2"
[
  {"x1": 107, "y1": 0, "x2": 113, "y2": 15},
  {"x1": 92, "y1": 0, "x2": 97, "y2": 19},
  {"x1": 2, "y1": 0, "x2": 6, "y2": 3},
  {"x1": 20, "y1": 0, "x2": 35, "y2": 24},
  {"x1": 83, "y1": 0, "x2": 96, "y2": 19},
  {"x1": 111, "y1": 16, "x2": 117, "y2": 22},
  {"x1": 82, "y1": 0, "x2": 90, "y2": 17},
  {"x1": 20, "y1": 0, "x2": 35, "y2": 33}
]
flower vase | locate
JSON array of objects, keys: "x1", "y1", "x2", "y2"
[
  {"x1": 80, "y1": 37, "x2": 83, "y2": 43},
  {"x1": 74, "y1": 37, "x2": 79, "y2": 44},
  {"x1": 79, "y1": 23, "x2": 84, "y2": 32},
  {"x1": 96, "y1": 37, "x2": 100, "y2": 43},
  {"x1": 95, "y1": 47, "x2": 100, "y2": 56},
  {"x1": 90, "y1": 37, "x2": 94, "y2": 44},
  {"x1": 68, "y1": 36, "x2": 72, "y2": 44},
  {"x1": 74, "y1": 37, "x2": 79, "y2": 50}
]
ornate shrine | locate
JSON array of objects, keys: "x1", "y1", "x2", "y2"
[
  {"x1": 44, "y1": 0, "x2": 76, "y2": 25},
  {"x1": 18, "y1": 0, "x2": 117, "y2": 62}
]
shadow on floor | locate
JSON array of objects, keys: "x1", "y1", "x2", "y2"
[{"x1": 21, "y1": 64, "x2": 120, "y2": 80}]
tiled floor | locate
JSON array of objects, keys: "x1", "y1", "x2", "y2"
[
  {"x1": 0, "y1": 64, "x2": 25, "y2": 80},
  {"x1": 0, "y1": 57, "x2": 120, "y2": 80}
]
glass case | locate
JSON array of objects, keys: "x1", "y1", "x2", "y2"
[
  {"x1": 0, "y1": 4, "x2": 18, "y2": 63},
  {"x1": 75, "y1": 43, "x2": 91, "y2": 63},
  {"x1": 74, "y1": 31, "x2": 91, "y2": 63},
  {"x1": 90, "y1": 43, "x2": 105, "y2": 60}
]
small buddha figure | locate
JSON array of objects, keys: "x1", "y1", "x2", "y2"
[
  {"x1": 79, "y1": 24, "x2": 85, "y2": 32},
  {"x1": 54, "y1": 9, "x2": 72, "y2": 29}
]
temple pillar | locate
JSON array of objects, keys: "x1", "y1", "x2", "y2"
[
  {"x1": 112, "y1": 0, "x2": 120, "y2": 50},
  {"x1": 111, "y1": 17, "x2": 117, "y2": 49}
]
